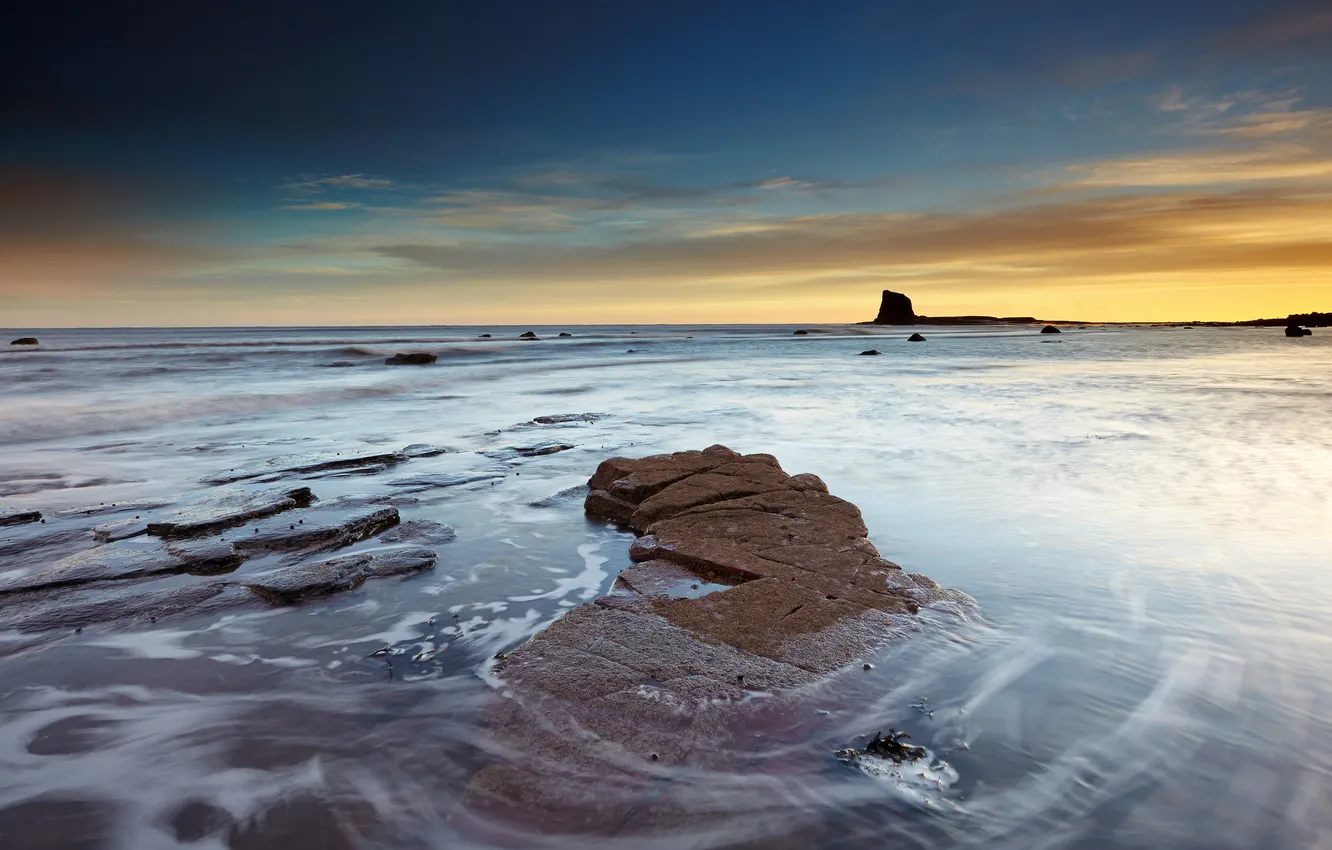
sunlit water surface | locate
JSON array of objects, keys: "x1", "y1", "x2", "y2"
[{"x1": 0, "y1": 324, "x2": 1329, "y2": 849}]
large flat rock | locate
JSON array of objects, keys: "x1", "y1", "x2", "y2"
[
  {"x1": 199, "y1": 448, "x2": 405, "y2": 485},
  {"x1": 145, "y1": 486, "x2": 314, "y2": 538},
  {"x1": 464, "y1": 446, "x2": 973, "y2": 836},
  {"x1": 0, "y1": 539, "x2": 242, "y2": 595},
  {"x1": 242, "y1": 547, "x2": 436, "y2": 603},
  {"x1": 230, "y1": 505, "x2": 399, "y2": 554},
  {"x1": 0, "y1": 581, "x2": 253, "y2": 633},
  {"x1": 0, "y1": 508, "x2": 42, "y2": 528}
]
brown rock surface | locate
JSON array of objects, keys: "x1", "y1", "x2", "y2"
[{"x1": 463, "y1": 446, "x2": 972, "y2": 837}]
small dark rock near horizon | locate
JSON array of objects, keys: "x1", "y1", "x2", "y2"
[
  {"x1": 519, "y1": 331, "x2": 539, "y2": 340},
  {"x1": 10, "y1": 337, "x2": 38, "y2": 345},
  {"x1": 1041, "y1": 325, "x2": 1062, "y2": 334},
  {"x1": 859, "y1": 349, "x2": 881, "y2": 356},
  {"x1": 908, "y1": 333, "x2": 926, "y2": 342},
  {"x1": 385, "y1": 352, "x2": 437, "y2": 365},
  {"x1": 1286, "y1": 325, "x2": 1313, "y2": 337}
]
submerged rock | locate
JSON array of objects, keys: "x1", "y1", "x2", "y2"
[
  {"x1": 793, "y1": 329, "x2": 809, "y2": 335},
  {"x1": 92, "y1": 517, "x2": 150, "y2": 543},
  {"x1": 401, "y1": 443, "x2": 450, "y2": 458},
  {"x1": 388, "y1": 472, "x2": 505, "y2": 490},
  {"x1": 859, "y1": 349, "x2": 881, "y2": 356},
  {"x1": 526, "y1": 484, "x2": 590, "y2": 508},
  {"x1": 0, "y1": 581, "x2": 252, "y2": 633},
  {"x1": 1040, "y1": 325, "x2": 1062, "y2": 334},
  {"x1": 0, "y1": 508, "x2": 42, "y2": 527},
  {"x1": 9, "y1": 337, "x2": 38, "y2": 345},
  {"x1": 834, "y1": 729, "x2": 925, "y2": 764},
  {"x1": 483, "y1": 442, "x2": 575, "y2": 460},
  {"x1": 230, "y1": 505, "x2": 399, "y2": 554},
  {"x1": 377, "y1": 519, "x2": 457, "y2": 545},
  {"x1": 200, "y1": 449, "x2": 404, "y2": 485},
  {"x1": 0, "y1": 538, "x2": 243, "y2": 595},
  {"x1": 908, "y1": 332, "x2": 926, "y2": 342},
  {"x1": 466, "y1": 446, "x2": 972, "y2": 833},
  {"x1": 529, "y1": 413, "x2": 608, "y2": 425},
  {"x1": 385, "y1": 352, "x2": 437, "y2": 365},
  {"x1": 146, "y1": 486, "x2": 314, "y2": 536},
  {"x1": 242, "y1": 547, "x2": 436, "y2": 603}
]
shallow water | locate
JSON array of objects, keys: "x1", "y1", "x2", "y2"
[{"x1": 1, "y1": 323, "x2": 1329, "y2": 849}]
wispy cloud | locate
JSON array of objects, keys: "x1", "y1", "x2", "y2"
[
  {"x1": 280, "y1": 174, "x2": 396, "y2": 193},
  {"x1": 371, "y1": 187, "x2": 1332, "y2": 292},
  {"x1": 1063, "y1": 144, "x2": 1332, "y2": 188},
  {"x1": 281, "y1": 201, "x2": 361, "y2": 210}
]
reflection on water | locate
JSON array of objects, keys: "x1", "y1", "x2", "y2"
[{"x1": 1, "y1": 324, "x2": 1330, "y2": 849}]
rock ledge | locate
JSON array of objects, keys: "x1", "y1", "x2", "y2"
[{"x1": 466, "y1": 446, "x2": 971, "y2": 835}]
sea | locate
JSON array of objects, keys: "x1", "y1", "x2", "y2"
[{"x1": 0, "y1": 323, "x2": 1329, "y2": 850}]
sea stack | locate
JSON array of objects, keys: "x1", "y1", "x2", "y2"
[{"x1": 872, "y1": 290, "x2": 917, "y2": 325}]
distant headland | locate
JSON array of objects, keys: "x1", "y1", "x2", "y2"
[{"x1": 862, "y1": 289, "x2": 1330, "y2": 329}]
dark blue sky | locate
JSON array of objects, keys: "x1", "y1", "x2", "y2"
[{"x1": 4, "y1": 0, "x2": 1331, "y2": 324}]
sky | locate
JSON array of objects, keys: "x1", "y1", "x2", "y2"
[{"x1": 3, "y1": 0, "x2": 1332, "y2": 326}]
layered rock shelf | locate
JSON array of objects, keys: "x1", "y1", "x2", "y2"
[{"x1": 465, "y1": 446, "x2": 971, "y2": 835}]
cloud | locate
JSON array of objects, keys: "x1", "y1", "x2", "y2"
[
  {"x1": 280, "y1": 174, "x2": 395, "y2": 193},
  {"x1": 371, "y1": 187, "x2": 1332, "y2": 293},
  {"x1": 752, "y1": 177, "x2": 814, "y2": 190},
  {"x1": 1156, "y1": 86, "x2": 1190, "y2": 112},
  {"x1": 1210, "y1": 5, "x2": 1332, "y2": 53},
  {"x1": 281, "y1": 201, "x2": 361, "y2": 210},
  {"x1": 1060, "y1": 144, "x2": 1332, "y2": 188}
]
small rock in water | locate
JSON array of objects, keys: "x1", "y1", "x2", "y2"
[
  {"x1": 793, "y1": 329, "x2": 809, "y2": 335},
  {"x1": 243, "y1": 547, "x2": 436, "y2": 603},
  {"x1": 483, "y1": 442, "x2": 575, "y2": 460},
  {"x1": 9, "y1": 337, "x2": 39, "y2": 346},
  {"x1": 200, "y1": 449, "x2": 404, "y2": 485},
  {"x1": 402, "y1": 443, "x2": 450, "y2": 458},
  {"x1": 0, "y1": 508, "x2": 43, "y2": 527},
  {"x1": 385, "y1": 352, "x2": 437, "y2": 365},
  {"x1": 388, "y1": 472, "x2": 505, "y2": 490},
  {"x1": 231, "y1": 505, "x2": 400, "y2": 554},
  {"x1": 529, "y1": 413, "x2": 608, "y2": 425},
  {"x1": 835, "y1": 729, "x2": 925, "y2": 764},
  {"x1": 907, "y1": 333, "x2": 926, "y2": 342},
  {"x1": 377, "y1": 519, "x2": 457, "y2": 545},
  {"x1": 519, "y1": 331, "x2": 539, "y2": 340},
  {"x1": 859, "y1": 349, "x2": 881, "y2": 356},
  {"x1": 558, "y1": 332, "x2": 573, "y2": 338},
  {"x1": 1040, "y1": 325, "x2": 1062, "y2": 334}
]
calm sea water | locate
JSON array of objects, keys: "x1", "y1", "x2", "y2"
[{"x1": 0, "y1": 324, "x2": 1329, "y2": 849}]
